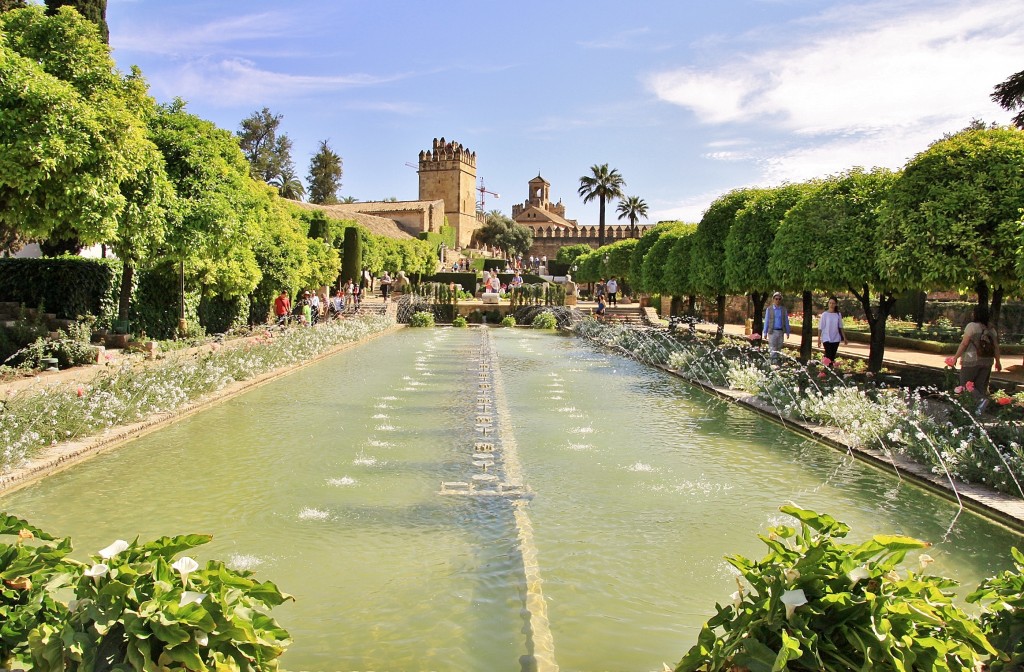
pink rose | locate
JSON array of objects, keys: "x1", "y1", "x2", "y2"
[
  {"x1": 818, "y1": 371, "x2": 826, "y2": 379},
  {"x1": 954, "y1": 386, "x2": 964, "y2": 394},
  {"x1": 821, "y1": 357, "x2": 832, "y2": 367},
  {"x1": 944, "y1": 357, "x2": 956, "y2": 367},
  {"x1": 965, "y1": 381, "x2": 975, "y2": 392}
]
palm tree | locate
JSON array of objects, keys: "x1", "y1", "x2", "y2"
[
  {"x1": 578, "y1": 164, "x2": 625, "y2": 247},
  {"x1": 270, "y1": 167, "x2": 305, "y2": 201},
  {"x1": 340, "y1": 196, "x2": 359, "y2": 204},
  {"x1": 616, "y1": 195, "x2": 649, "y2": 238},
  {"x1": 992, "y1": 69, "x2": 1024, "y2": 128}
]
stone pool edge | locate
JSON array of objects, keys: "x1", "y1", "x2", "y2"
[
  {"x1": 0, "y1": 324, "x2": 404, "y2": 497},
  {"x1": 656, "y1": 364, "x2": 1024, "y2": 535}
]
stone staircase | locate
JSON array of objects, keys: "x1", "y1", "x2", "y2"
[{"x1": 602, "y1": 305, "x2": 645, "y2": 325}]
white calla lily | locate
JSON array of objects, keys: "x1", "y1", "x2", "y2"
[
  {"x1": 179, "y1": 591, "x2": 207, "y2": 608},
  {"x1": 84, "y1": 563, "x2": 109, "y2": 579},
  {"x1": 848, "y1": 566, "x2": 870, "y2": 586},
  {"x1": 194, "y1": 630, "x2": 209, "y2": 647},
  {"x1": 783, "y1": 568, "x2": 800, "y2": 584},
  {"x1": 98, "y1": 539, "x2": 129, "y2": 559},
  {"x1": 781, "y1": 589, "x2": 807, "y2": 619},
  {"x1": 730, "y1": 591, "x2": 742, "y2": 609},
  {"x1": 172, "y1": 557, "x2": 200, "y2": 583}
]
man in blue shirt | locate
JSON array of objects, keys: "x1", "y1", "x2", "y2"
[{"x1": 762, "y1": 292, "x2": 790, "y2": 364}]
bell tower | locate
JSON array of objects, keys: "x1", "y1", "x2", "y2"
[{"x1": 417, "y1": 137, "x2": 479, "y2": 247}]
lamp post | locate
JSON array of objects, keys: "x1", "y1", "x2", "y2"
[{"x1": 439, "y1": 242, "x2": 446, "y2": 268}]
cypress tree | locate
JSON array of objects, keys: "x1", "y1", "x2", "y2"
[
  {"x1": 45, "y1": 0, "x2": 109, "y2": 43},
  {"x1": 0, "y1": 1, "x2": 28, "y2": 13},
  {"x1": 341, "y1": 228, "x2": 361, "y2": 286}
]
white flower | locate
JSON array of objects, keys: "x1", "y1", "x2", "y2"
[
  {"x1": 784, "y1": 568, "x2": 800, "y2": 584},
  {"x1": 781, "y1": 589, "x2": 807, "y2": 619},
  {"x1": 730, "y1": 591, "x2": 743, "y2": 609},
  {"x1": 918, "y1": 554, "x2": 934, "y2": 571},
  {"x1": 194, "y1": 630, "x2": 209, "y2": 647},
  {"x1": 884, "y1": 570, "x2": 901, "y2": 583},
  {"x1": 84, "y1": 563, "x2": 109, "y2": 579},
  {"x1": 848, "y1": 566, "x2": 870, "y2": 586},
  {"x1": 98, "y1": 539, "x2": 129, "y2": 559},
  {"x1": 172, "y1": 557, "x2": 199, "y2": 583},
  {"x1": 179, "y1": 591, "x2": 207, "y2": 608}
]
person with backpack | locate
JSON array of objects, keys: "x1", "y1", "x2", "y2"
[{"x1": 949, "y1": 305, "x2": 1001, "y2": 412}]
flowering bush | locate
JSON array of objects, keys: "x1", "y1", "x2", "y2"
[
  {"x1": 531, "y1": 312, "x2": 557, "y2": 329},
  {"x1": 675, "y1": 506, "x2": 1001, "y2": 671},
  {"x1": 725, "y1": 361, "x2": 769, "y2": 394},
  {"x1": 0, "y1": 513, "x2": 292, "y2": 671}
]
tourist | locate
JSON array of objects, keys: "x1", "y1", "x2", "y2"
[
  {"x1": 488, "y1": 273, "x2": 501, "y2": 294},
  {"x1": 352, "y1": 281, "x2": 361, "y2": 309},
  {"x1": 949, "y1": 305, "x2": 1001, "y2": 412},
  {"x1": 595, "y1": 279, "x2": 606, "y2": 300},
  {"x1": 595, "y1": 294, "x2": 607, "y2": 319},
  {"x1": 344, "y1": 279, "x2": 355, "y2": 310},
  {"x1": 380, "y1": 272, "x2": 392, "y2": 302},
  {"x1": 301, "y1": 291, "x2": 312, "y2": 325},
  {"x1": 273, "y1": 290, "x2": 291, "y2": 325},
  {"x1": 361, "y1": 268, "x2": 372, "y2": 293},
  {"x1": 762, "y1": 292, "x2": 790, "y2": 364},
  {"x1": 817, "y1": 297, "x2": 847, "y2": 366},
  {"x1": 309, "y1": 290, "x2": 321, "y2": 325},
  {"x1": 511, "y1": 272, "x2": 523, "y2": 288},
  {"x1": 606, "y1": 276, "x2": 619, "y2": 306},
  {"x1": 330, "y1": 289, "x2": 345, "y2": 317}
]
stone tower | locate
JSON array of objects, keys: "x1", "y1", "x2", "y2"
[{"x1": 418, "y1": 137, "x2": 479, "y2": 247}]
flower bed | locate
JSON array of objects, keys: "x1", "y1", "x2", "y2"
[
  {"x1": 573, "y1": 319, "x2": 1024, "y2": 498},
  {"x1": 0, "y1": 315, "x2": 394, "y2": 473}
]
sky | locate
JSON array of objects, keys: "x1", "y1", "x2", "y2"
[{"x1": 103, "y1": 0, "x2": 1022, "y2": 226}]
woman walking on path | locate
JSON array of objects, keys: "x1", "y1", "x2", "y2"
[
  {"x1": 817, "y1": 297, "x2": 847, "y2": 366},
  {"x1": 948, "y1": 306, "x2": 1001, "y2": 412}
]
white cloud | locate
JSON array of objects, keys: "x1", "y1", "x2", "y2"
[
  {"x1": 113, "y1": 13, "x2": 298, "y2": 56},
  {"x1": 645, "y1": 0, "x2": 1021, "y2": 187},
  {"x1": 157, "y1": 58, "x2": 405, "y2": 106}
]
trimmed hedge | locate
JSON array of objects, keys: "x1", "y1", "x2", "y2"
[
  {"x1": 417, "y1": 272, "x2": 477, "y2": 294},
  {"x1": 0, "y1": 257, "x2": 122, "y2": 325},
  {"x1": 131, "y1": 263, "x2": 200, "y2": 339}
]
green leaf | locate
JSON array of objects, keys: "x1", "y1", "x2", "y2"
[{"x1": 733, "y1": 638, "x2": 779, "y2": 672}]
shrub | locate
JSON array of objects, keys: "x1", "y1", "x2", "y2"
[
  {"x1": 409, "y1": 311, "x2": 435, "y2": 327},
  {"x1": 532, "y1": 312, "x2": 557, "y2": 329},
  {"x1": 0, "y1": 513, "x2": 292, "y2": 671},
  {"x1": 0, "y1": 257, "x2": 122, "y2": 325},
  {"x1": 676, "y1": 506, "x2": 995, "y2": 671},
  {"x1": 452, "y1": 316, "x2": 468, "y2": 328},
  {"x1": 501, "y1": 315, "x2": 516, "y2": 327}
]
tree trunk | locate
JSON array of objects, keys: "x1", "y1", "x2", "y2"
[
  {"x1": 598, "y1": 196, "x2": 606, "y2": 247},
  {"x1": 914, "y1": 290, "x2": 926, "y2": 330},
  {"x1": 800, "y1": 290, "x2": 813, "y2": 362},
  {"x1": 975, "y1": 278, "x2": 989, "y2": 317},
  {"x1": 715, "y1": 294, "x2": 726, "y2": 341},
  {"x1": 991, "y1": 285, "x2": 1003, "y2": 329},
  {"x1": 851, "y1": 282, "x2": 897, "y2": 372},
  {"x1": 750, "y1": 291, "x2": 768, "y2": 335},
  {"x1": 670, "y1": 296, "x2": 683, "y2": 317},
  {"x1": 118, "y1": 263, "x2": 134, "y2": 322},
  {"x1": 687, "y1": 295, "x2": 696, "y2": 316}
]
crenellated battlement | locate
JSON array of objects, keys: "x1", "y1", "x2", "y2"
[{"x1": 419, "y1": 137, "x2": 477, "y2": 169}]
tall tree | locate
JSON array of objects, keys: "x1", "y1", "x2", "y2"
[
  {"x1": 0, "y1": 7, "x2": 151, "y2": 249},
  {"x1": 578, "y1": 163, "x2": 625, "y2": 247},
  {"x1": 477, "y1": 211, "x2": 533, "y2": 259},
  {"x1": 616, "y1": 195, "x2": 649, "y2": 237},
  {"x1": 307, "y1": 139, "x2": 343, "y2": 205},
  {"x1": 774, "y1": 169, "x2": 898, "y2": 372},
  {"x1": 878, "y1": 127, "x2": 1024, "y2": 327},
  {"x1": 992, "y1": 70, "x2": 1024, "y2": 129},
  {"x1": 691, "y1": 189, "x2": 756, "y2": 338},
  {"x1": 725, "y1": 184, "x2": 812, "y2": 351},
  {"x1": 237, "y1": 107, "x2": 295, "y2": 184},
  {"x1": 0, "y1": 1, "x2": 28, "y2": 12},
  {"x1": 44, "y1": 0, "x2": 107, "y2": 43},
  {"x1": 628, "y1": 221, "x2": 681, "y2": 294}
]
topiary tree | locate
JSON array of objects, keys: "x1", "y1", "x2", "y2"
[
  {"x1": 878, "y1": 126, "x2": 1024, "y2": 327},
  {"x1": 728, "y1": 184, "x2": 813, "y2": 357},
  {"x1": 662, "y1": 225, "x2": 699, "y2": 315},
  {"x1": 629, "y1": 221, "x2": 683, "y2": 294},
  {"x1": 692, "y1": 189, "x2": 756, "y2": 339},
  {"x1": 774, "y1": 169, "x2": 898, "y2": 371}
]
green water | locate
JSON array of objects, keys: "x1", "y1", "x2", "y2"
[{"x1": 2, "y1": 327, "x2": 1020, "y2": 671}]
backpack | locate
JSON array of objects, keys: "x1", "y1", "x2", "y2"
[{"x1": 976, "y1": 329, "x2": 996, "y2": 358}]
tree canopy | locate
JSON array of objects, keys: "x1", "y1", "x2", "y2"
[
  {"x1": 237, "y1": 107, "x2": 296, "y2": 186},
  {"x1": 992, "y1": 70, "x2": 1024, "y2": 129},
  {"x1": 476, "y1": 211, "x2": 534, "y2": 259},
  {"x1": 616, "y1": 195, "x2": 649, "y2": 235}
]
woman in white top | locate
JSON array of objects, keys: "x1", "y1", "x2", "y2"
[{"x1": 817, "y1": 297, "x2": 848, "y2": 366}]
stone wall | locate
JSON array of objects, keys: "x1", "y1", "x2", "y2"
[{"x1": 418, "y1": 138, "x2": 479, "y2": 247}]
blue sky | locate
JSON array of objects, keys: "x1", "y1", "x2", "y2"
[{"x1": 106, "y1": 0, "x2": 1021, "y2": 226}]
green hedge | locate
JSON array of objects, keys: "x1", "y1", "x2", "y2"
[
  {"x1": 0, "y1": 257, "x2": 122, "y2": 325},
  {"x1": 418, "y1": 224, "x2": 456, "y2": 250},
  {"x1": 482, "y1": 259, "x2": 507, "y2": 272},
  {"x1": 417, "y1": 272, "x2": 478, "y2": 294},
  {"x1": 131, "y1": 263, "x2": 200, "y2": 339},
  {"x1": 198, "y1": 294, "x2": 250, "y2": 334}
]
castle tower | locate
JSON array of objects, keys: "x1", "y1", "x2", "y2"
[
  {"x1": 418, "y1": 137, "x2": 479, "y2": 247},
  {"x1": 527, "y1": 174, "x2": 550, "y2": 208}
]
